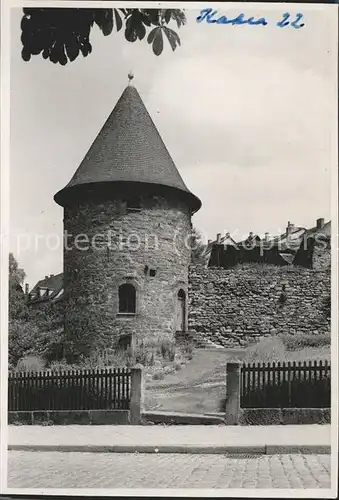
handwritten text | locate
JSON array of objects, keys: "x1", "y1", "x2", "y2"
[{"x1": 196, "y1": 9, "x2": 305, "y2": 29}]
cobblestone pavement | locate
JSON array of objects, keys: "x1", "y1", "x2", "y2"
[{"x1": 8, "y1": 452, "x2": 330, "y2": 489}]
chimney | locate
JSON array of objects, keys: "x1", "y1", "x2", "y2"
[
  {"x1": 225, "y1": 232, "x2": 230, "y2": 238},
  {"x1": 249, "y1": 231, "x2": 253, "y2": 239},
  {"x1": 208, "y1": 239, "x2": 212, "y2": 246},
  {"x1": 216, "y1": 233, "x2": 221, "y2": 244},
  {"x1": 25, "y1": 283, "x2": 29, "y2": 295},
  {"x1": 265, "y1": 232, "x2": 269, "y2": 242},
  {"x1": 286, "y1": 221, "x2": 295, "y2": 235},
  {"x1": 316, "y1": 218, "x2": 325, "y2": 229},
  {"x1": 50, "y1": 274, "x2": 54, "y2": 278},
  {"x1": 45, "y1": 275, "x2": 48, "y2": 280}
]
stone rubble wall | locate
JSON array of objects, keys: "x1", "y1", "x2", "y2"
[{"x1": 188, "y1": 263, "x2": 331, "y2": 347}]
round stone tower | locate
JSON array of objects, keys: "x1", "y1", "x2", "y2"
[{"x1": 54, "y1": 83, "x2": 201, "y2": 358}]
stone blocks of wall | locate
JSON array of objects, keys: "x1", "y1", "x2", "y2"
[
  {"x1": 8, "y1": 410, "x2": 130, "y2": 425},
  {"x1": 239, "y1": 408, "x2": 330, "y2": 426},
  {"x1": 188, "y1": 263, "x2": 330, "y2": 347}
]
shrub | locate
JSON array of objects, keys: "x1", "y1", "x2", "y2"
[
  {"x1": 16, "y1": 355, "x2": 45, "y2": 372},
  {"x1": 152, "y1": 370, "x2": 165, "y2": 381},
  {"x1": 47, "y1": 359, "x2": 78, "y2": 371},
  {"x1": 65, "y1": 348, "x2": 131, "y2": 370},
  {"x1": 178, "y1": 339, "x2": 194, "y2": 359},
  {"x1": 160, "y1": 340, "x2": 176, "y2": 361},
  {"x1": 280, "y1": 333, "x2": 330, "y2": 351},
  {"x1": 9, "y1": 320, "x2": 43, "y2": 367}
]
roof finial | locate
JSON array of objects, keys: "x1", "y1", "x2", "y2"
[{"x1": 128, "y1": 71, "x2": 134, "y2": 85}]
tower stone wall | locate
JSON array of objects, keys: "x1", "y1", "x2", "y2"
[{"x1": 63, "y1": 193, "x2": 192, "y2": 356}]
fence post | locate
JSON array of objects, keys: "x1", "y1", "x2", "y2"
[
  {"x1": 130, "y1": 366, "x2": 144, "y2": 425},
  {"x1": 225, "y1": 362, "x2": 242, "y2": 425}
]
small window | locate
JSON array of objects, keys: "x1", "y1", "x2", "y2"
[
  {"x1": 118, "y1": 283, "x2": 136, "y2": 314},
  {"x1": 149, "y1": 269, "x2": 157, "y2": 277}
]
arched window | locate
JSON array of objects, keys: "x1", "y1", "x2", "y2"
[{"x1": 119, "y1": 283, "x2": 136, "y2": 314}]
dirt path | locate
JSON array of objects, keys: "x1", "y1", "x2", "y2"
[{"x1": 145, "y1": 348, "x2": 245, "y2": 414}]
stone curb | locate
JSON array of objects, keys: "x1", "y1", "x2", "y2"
[{"x1": 8, "y1": 444, "x2": 331, "y2": 454}]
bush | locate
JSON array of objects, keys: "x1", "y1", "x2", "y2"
[
  {"x1": 47, "y1": 359, "x2": 75, "y2": 372},
  {"x1": 134, "y1": 345, "x2": 152, "y2": 366},
  {"x1": 81, "y1": 349, "x2": 131, "y2": 369},
  {"x1": 160, "y1": 340, "x2": 176, "y2": 361},
  {"x1": 9, "y1": 320, "x2": 43, "y2": 367},
  {"x1": 16, "y1": 355, "x2": 45, "y2": 372},
  {"x1": 178, "y1": 339, "x2": 194, "y2": 360},
  {"x1": 280, "y1": 333, "x2": 330, "y2": 351},
  {"x1": 152, "y1": 370, "x2": 165, "y2": 381}
]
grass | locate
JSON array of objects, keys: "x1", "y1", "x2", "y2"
[{"x1": 243, "y1": 335, "x2": 330, "y2": 363}]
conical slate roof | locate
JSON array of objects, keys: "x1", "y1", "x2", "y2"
[{"x1": 54, "y1": 84, "x2": 201, "y2": 212}]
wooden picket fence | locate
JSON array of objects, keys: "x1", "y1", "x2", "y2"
[
  {"x1": 8, "y1": 368, "x2": 131, "y2": 411},
  {"x1": 240, "y1": 360, "x2": 331, "y2": 409}
]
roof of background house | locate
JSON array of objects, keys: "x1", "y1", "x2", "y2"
[
  {"x1": 237, "y1": 234, "x2": 261, "y2": 248},
  {"x1": 29, "y1": 273, "x2": 63, "y2": 303},
  {"x1": 54, "y1": 84, "x2": 201, "y2": 212},
  {"x1": 204, "y1": 219, "x2": 330, "y2": 268},
  {"x1": 304, "y1": 220, "x2": 331, "y2": 238},
  {"x1": 203, "y1": 233, "x2": 238, "y2": 259},
  {"x1": 271, "y1": 226, "x2": 306, "y2": 252}
]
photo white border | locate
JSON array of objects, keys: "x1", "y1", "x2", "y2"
[{"x1": 1, "y1": 0, "x2": 338, "y2": 497}]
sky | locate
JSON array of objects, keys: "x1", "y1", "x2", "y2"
[{"x1": 9, "y1": 4, "x2": 338, "y2": 288}]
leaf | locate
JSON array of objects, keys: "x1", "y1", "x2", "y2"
[
  {"x1": 171, "y1": 10, "x2": 187, "y2": 28},
  {"x1": 142, "y1": 9, "x2": 160, "y2": 26},
  {"x1": 65, "y1": 35, "x2": 80, "y2": 61},
  {"x1": 59, "y1": 48, "x2": 68, "y2": 66},
  {"x1": 21, "y1": 47, "x2": 31, "y2": 62},
  {"x1": 114, "y1": 9, "x2": 123, "y2": 32},
  {"x1": 101, "y1": 10, "x2": 113, "y2": 36},
  {"x1": 164, "y1": 10, "x2": 171, "y2": 24},
  {"x1": 140, "y1": 13, "x2": 151, "y2": 27},
  {"x1": 163, "y1": 26, "x2": 181, "y2": 51},
  {"x1": 125, "y1": 13, "x2": 140, "y2": 42},
  {"x1": 147, "y1": 27, "x2": 157, "y2": 44},
  {"x1": 20, "y1": 14, "x2": 31, "y2": 31},
  {"x1": 136, "y1": 22, "x2": 146, "y2": 41},
  {"x1": 152, "y1": 27, "x2": 163, "y2": 56},
  {"x1": 80, "y1": 41, "x2": 92, "y2": 57},
  {"x1": 49, "y1": 43, "x2": 59, "y2": 64}
]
